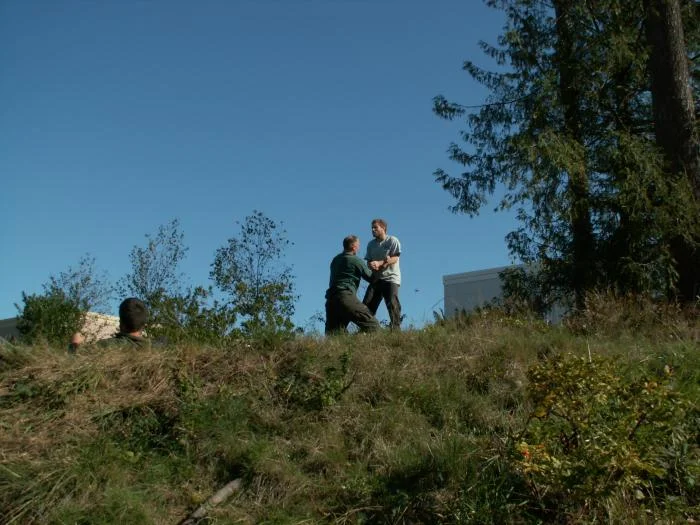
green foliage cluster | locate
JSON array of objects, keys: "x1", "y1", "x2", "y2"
[
  {"x1": 140, "y1": 287, "x2": 236, "y2": 346},
  {"x1": 435, "y1": 0, "x2": 700, "y2": 307},
  {"x1": 1, "y1": 299, "x2": 697, "y2": 523},
  {"x1": 276, "y1": 351, "x2": 353, "y2": 410},
  {"x1": 15, "y1": 290, "x2": 84, "y2": 346},
  {"x1": 15, "y1": 255, "x2": 114, "y2": 346},
  {"x1": 211, "y1": 210, "x2": 297, "y2": 337},
  {"x1": 516, "y1": 353, "x2": 698, "y2": 519},
  {"x1": 116, "y1": 212, "x2": 297, "y2": 344},
  {"x1": 14, "y1": 211, "x2": 297, "y2": 347},
  {"x1": 118, "y1": 218, "x2": 189, "y2": 304}
]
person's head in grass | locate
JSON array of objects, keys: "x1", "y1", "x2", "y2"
[{"x1": 119, "y1": 298, "x2": 148, "y2": 336}]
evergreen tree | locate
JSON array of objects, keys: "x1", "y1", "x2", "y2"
[
  {"x1": 434, "y1": 0, "x2": 698, "y2": 307},
  {"x1": 643, "y1": 0, "x2": 700, "y2": 301}
]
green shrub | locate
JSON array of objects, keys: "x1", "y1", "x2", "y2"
[
  {"x1": 516, "y1": 352, "x2": 699, "y2": 520},
  {"x1": 276, "y1": 351, "x2": 353, "y2": 410},
  {"x1": 15, "y1": 290, "x2": 84, "y2": 346}
]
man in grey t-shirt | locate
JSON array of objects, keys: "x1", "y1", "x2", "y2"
[{"x1": 363, "y1": 218, "x2": 402, "y2": 329}]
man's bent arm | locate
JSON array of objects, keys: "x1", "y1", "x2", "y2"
[{"x1": 360, "y1": 261, "x2": 374, "y2": 281}]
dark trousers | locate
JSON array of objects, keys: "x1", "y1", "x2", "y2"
[
  {"x1": 325, "y1": 291, "x2": 380, "y2": 335},
  {"x1": 363, "y1": 280, "x2": 401, "y2": 329}
]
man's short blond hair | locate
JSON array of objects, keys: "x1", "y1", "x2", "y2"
[{"x1": 343, "y1": 235, "x2": 359, "y2": 251}]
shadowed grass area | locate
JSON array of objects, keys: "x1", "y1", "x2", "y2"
[{"x1": 1, "y1": 299, "x2": 698, "y2": 524}]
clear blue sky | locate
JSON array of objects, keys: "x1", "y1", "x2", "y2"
[{"x1": 1, "y1": 0, "x2": 517, "y2": 330}]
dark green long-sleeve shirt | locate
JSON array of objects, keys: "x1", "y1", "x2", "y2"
[{"x1": 326, "y1": 251, "x2": 373, "y2": 298}]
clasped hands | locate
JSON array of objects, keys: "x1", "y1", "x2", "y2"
[{"x1": 369, "y1": 255, "x2": 391, "y2": 271}]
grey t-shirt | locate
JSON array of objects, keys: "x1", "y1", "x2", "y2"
[{"x1": 365, "y1": 235, "x2": 402, "y2": 285}]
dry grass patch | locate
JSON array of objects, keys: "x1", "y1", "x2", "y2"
[{"x1": 1, "y1": 303, "x2": 698, "y2": 524}]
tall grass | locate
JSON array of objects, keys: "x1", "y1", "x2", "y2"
[{"x1": 0, "y1": 298, "x2": 698, "y2": 523}]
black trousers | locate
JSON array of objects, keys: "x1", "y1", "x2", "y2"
[
  {"x1": 325, "y1": 290, "x2": 380, "y2": 335},
  {"x1": 363, "y1": 280, "x2": 401, "y2": 329}
]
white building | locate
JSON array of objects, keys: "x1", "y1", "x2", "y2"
[
  {"x1": 443, "y1": 265, "x2": 567, "y2": 323},
  {"x1": 443, "y1": 265, "x2": 512, "y2": 318}
]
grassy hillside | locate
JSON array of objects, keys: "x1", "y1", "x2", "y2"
[{"x1": 1, "y1": 299, "x2": 698, "y2": 524}]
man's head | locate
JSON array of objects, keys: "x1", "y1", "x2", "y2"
[
  {"x1": 343, "y1": 235, "x2": 360, "y2": 254},
  {"x1": 371, "y1": 219, "x2": 387, "y2": 240},
  {"x1": 118, "y1": 298, "x2": 148, "y2": 334}
]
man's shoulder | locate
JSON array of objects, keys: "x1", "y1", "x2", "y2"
[
  {"x1": 384, "y1": 235, "x2": 401, "y2": 251},
  {"x1": 333, "y1": 251, "x2": 354, "y2": 262},
  {"x1": 345, "y1": 253, "x2": 365, "y2": 265}
]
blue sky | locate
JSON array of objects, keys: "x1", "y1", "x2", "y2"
[{"x1": 1, "y1": 0, "x2": 517, "y2": 330}]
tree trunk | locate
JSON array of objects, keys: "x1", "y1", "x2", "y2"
[
  {"x1": 553, "y1": 0, "x2": 595, "y2": 308},
  {"x1": 644, "y1": 0, "x2": 700, "y2": 301}
]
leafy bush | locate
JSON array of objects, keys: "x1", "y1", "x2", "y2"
[
  {"x1": 211, "y1": 210, "x2": 297, "y2": 337},
  {"x1": 15, "y1": 254, "x2": 113, "y2": 347},
  {"x1": 516, "y1": 352, "x2": 699, "y2": 520},
  {"x1": 145, "y1": 287, "x2": 238, "y2": 346},
  {"x1": 15, "y1": 290, "x2": 84, "y2": 346},
  {"x1": 276, "y1": 351, "x2": 353, "y2": 410}
]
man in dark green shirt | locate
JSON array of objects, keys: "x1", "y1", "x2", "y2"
[
  {"x1": 101, "y1": 297, "x2": 150, "y2": 348},
  {"x1": 325, "y1": 235, "x2": 380, "y2": 335},
  {"x1": 70, "y1": 297, "x2": 151, "y2": 351}
]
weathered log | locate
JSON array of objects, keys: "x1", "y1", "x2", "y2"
[{"x1": 179, "y1": 478, "x2": 242, "y2": 525}]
